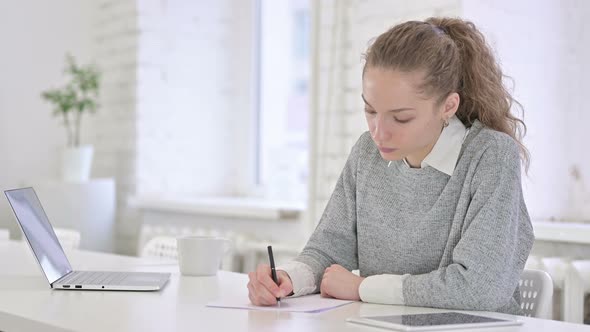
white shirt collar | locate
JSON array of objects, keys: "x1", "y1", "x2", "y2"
[{"x1": 402, "y1": 115, "x2": 468, "y2": 176}]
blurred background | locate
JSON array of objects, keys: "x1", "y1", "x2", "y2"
[{"x1": 0, "y1": 0, "x2": 589, "y2": 324}]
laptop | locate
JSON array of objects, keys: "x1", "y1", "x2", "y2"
[{"x1": 4, "y1": 187, "x2": 170, "y2": 291}]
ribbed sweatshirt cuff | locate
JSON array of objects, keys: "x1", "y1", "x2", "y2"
[{"x1": 359, "y1": 274, "x2": 407, "y2": 305}]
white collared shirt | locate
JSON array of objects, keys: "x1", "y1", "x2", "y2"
[
  {"x1": 279, "y1": 115, "x2": 470, "y2": 303},
  {"x1": 401, "y1": 115, "x2": 468, "y2": 175}
]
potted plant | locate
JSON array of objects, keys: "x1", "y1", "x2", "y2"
[{"x1": 41, "y1": 54, "x2": 101, "y2": 182}]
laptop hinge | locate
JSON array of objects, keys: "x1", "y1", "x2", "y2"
[{"x1": 53, "y1": 270, "x2": 75, "y2": 288}]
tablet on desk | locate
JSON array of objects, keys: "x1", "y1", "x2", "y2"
[{"x1": 346, "y1": 312, "x2": 523, "y2": 331}]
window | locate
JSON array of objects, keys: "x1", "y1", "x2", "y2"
[
  {"x1": 256, "y1": 0, "x2": 310, "y2": 203},
  {"x1": 135, "y1": 0, "x2": 310, "y2": 204}
]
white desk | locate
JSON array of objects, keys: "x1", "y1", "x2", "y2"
[{"x1": 0, "y1": 241, "x2": 589, "y2": 332}]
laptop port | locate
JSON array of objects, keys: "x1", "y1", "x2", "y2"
[
  {"x1": 63, "y1": 285, "x2": 70, "y2": 288},
  {"x1": 75, "y1": 285, "x2": 82, "y2": 289}
]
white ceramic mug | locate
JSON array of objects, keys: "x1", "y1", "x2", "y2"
[{"x1": 177, "y1": 236, "x2": 231, "y2": 276}]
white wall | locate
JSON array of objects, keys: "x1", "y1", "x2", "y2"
[
  {"x1": 559, "y1": 0, "x2": 590, "y2": 221},
  {"x1": 0, "y1": 1, "x2": 95, "y2": 234},
  {"x1": 462, "y1": 0, "x2": 590, "y2": 222}
]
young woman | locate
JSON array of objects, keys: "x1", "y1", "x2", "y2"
[{"x1": 247, "y1": 17, "x2": 534, "y2": 315}]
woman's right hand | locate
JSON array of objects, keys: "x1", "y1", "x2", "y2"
[{"x1": 247, "y1": 263, "x2": 294, "y2": 306}]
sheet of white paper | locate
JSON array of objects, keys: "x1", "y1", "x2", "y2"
[{"x1": 206, "y1": 294, "x2": 354, "y2": 313}]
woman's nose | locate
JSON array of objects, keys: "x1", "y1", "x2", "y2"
[{"x1": 371, "y1": 116, "x2": 389, "y2": 142}]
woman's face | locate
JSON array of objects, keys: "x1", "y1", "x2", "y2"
[{"x1": 362, "y1": 67, "x2": 458, "y2": 166}]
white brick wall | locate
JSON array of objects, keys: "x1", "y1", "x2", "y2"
[
  {"x1": 91, "y1": 0, "x2": 138, "y2": 186},
  {"x1": 90, "y1": 0, "x2": 139, "y2": 253}
]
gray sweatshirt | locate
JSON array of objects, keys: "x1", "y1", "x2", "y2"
[{"x1": 289, "y1": 119, "x2": 534, "y2": 315}]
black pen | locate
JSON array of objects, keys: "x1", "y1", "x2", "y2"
[{"x1": 267, "y1": 245, "x2": 281, "y2": 307}]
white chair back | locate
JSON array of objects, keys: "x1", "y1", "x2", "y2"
[
  {"x1": 140, "y1": 236, "x2": 178, "y2": 260},
  {"x1": 519, "y1": 269, "x2": 553, "y2": 319},
  {"x1": 21, "y1": 228, "x2": 80, "y2": 249},
  {"x1": 20, "y1": 228, "x2": 81, "y2": 249},
  {"x1": 53, "y1": 228, "x2": 81, "y2": 249}
]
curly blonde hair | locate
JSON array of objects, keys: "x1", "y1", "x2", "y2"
[{"x1": 363, "y1": 17, "x2": 529, "y2": 171}]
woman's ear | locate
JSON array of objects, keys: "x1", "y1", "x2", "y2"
[{"x1": 442, "y1": 92, "x2": 460, "y2": 120}]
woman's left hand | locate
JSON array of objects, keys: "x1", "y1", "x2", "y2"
[{"x1": 320, "y1": 264, "x2": 365, "y2": 301}]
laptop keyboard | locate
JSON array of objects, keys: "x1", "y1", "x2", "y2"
[{"x1": 60, "y1": 271, "x2": 130, "y2": 285}]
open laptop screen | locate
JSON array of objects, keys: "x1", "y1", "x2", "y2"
[{"x1": 5, "y1": 188, "x2": 72, "y2": 284}]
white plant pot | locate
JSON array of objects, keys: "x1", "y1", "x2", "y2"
[{"x1": 61, "y1": 145, "x2": 94, "y2": 182}]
